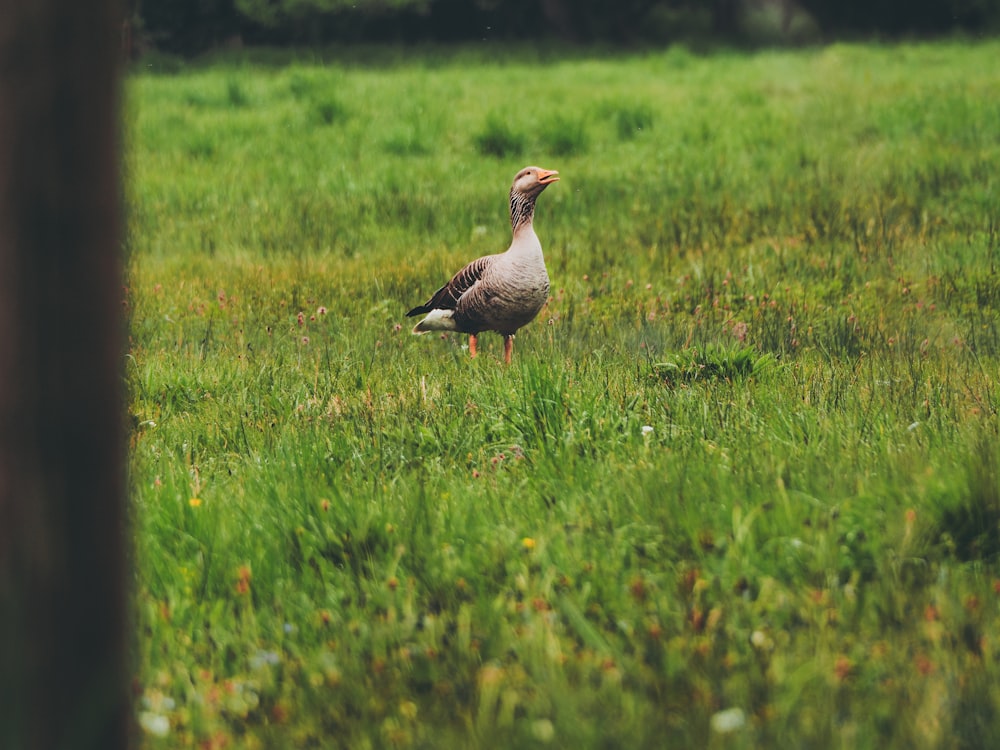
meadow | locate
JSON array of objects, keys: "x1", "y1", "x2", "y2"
[{"x1": 127, "y1": 40, "x2": 1000, "y2": 748}]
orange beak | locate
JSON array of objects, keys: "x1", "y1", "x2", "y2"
[{"x1": 537, "y1": 168, "x2": 560, "y2": 185}]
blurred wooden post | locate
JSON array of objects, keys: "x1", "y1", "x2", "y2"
[{"x1": 0, "y1": 1, "x2": 128, "y2": 749}]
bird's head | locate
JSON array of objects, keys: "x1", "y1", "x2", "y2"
[{"x1": 512, "y1": 166, "x2": 559, "y2": 197}]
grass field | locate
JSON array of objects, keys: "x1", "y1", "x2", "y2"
[{"x1": 127, "y1": 40, "x2": 1000, "y2": 748}]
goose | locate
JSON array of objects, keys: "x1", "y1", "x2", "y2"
[{"x1": 407, "y1": 166, "x2": 559, "y2": 364}]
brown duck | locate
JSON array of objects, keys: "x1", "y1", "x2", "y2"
[{"x1": 407, "y1": 166, "x2": 559, "y2": 363}]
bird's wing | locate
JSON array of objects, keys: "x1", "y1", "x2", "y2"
[{"x1": 407, "y1": 255, "x2": 495, "y2": 316}]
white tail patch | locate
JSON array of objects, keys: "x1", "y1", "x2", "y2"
[{"x1": 412, "y1": 308, "x2": 457, "y2": 334}]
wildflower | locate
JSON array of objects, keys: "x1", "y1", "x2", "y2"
[
  {"x1": 235, "y1": 565, "x2": 252, "y2": 595},
  {"x1": 710, "y1": 707, "x2": 746, "y2": 734},
  {"x1": 834, "y1": 656, "x2": 853, "y2": 681},
  {"x1": 297, "y1": 311, "x2": 305, "y2": 327},
  {"x1": 690, "y1": 607, "x2": 705, "y2": 632},
  {"x1": 915, "y1": 653, "x2": 934, "y2": 675},
  {"x1": 629, "y1": 576, "x2": 648, "y2": 602},
  {"x1": 478, "y1": 663, "x2": 504, "y2": 688},
  {"x1": 188, "y1": 497, "x2": 202, "y2": 507},
  {"x1": 320, "y1": 499, "x2": 330, "y2": 512},
  {"x1": 521, "y1": 537, "x2": 536, "y2": 551},
  {"x1": 139, "y1": 711, "x2": 170, "y2": 738},
  {"x1": 271, "y1": 702, "x2": 290, "y2": 723},
  {"x1": 301, "y1": 336, "x2": 309, "y2": 345},
  {"x1": 317, "y1": 306, "x2": 327, "y2": 316},
  {"x1": 641, "y1": 425, "x2": 654, "y2": 436},
  {"x1": 250, "y1": 650, "x2": 280, "y2": 668}
]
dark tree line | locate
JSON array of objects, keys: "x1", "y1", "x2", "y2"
[{"x1": 132, "y1": 0, "x2": 1000, "y2": 54}]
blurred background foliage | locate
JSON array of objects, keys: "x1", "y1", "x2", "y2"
[{"x1": 128, "y1": 0, "x2": 1000, "y2": 55}]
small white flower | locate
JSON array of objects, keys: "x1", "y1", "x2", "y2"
[
  {"x1": 641, "y1": 425, "x2": 654, "y2": 436},
  {"x1": 250, "y1": 650, "x2": 281, "y2": 668},
  {"x1": 139, "y1": 712, "x2": 170, "y2": 738},
  {"x1": 908, "y1": 421, "x2": 920, "y2": 432},
  {"x1": 710, "y1": 707, "x2": 746, "y2": 734}
]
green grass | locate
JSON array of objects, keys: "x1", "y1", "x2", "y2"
[{"x1": 127, "y1": 40, "x2": 1000, "y2": 748}]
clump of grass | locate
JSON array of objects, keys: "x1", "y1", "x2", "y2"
[
  {"x1": 225, "y1": 78, "x2": 249, "y2": 108},
  {"x1": 539, "y1": 114, "x2": 590, "y2": 156},
  {"x1": 288, "y1": 71, "x2": 320, "y2": 100},
  {"x1": 651, "y1": 346, "x2": 773, "y2": 386},
  {"x1": 383, "y1": 129, "x2": 432, "y2": 156},
  {"x1": 381, "y1": 106, "x2": 440, "y2": 156},
  {"x1": 609, "y1": 101, "x2": 654, "y2": 140},
  {"x1": 313, "y1": 95, "x2": 348, "y2": 125},
  {"x1": 474, "y1": 112, "x2": 525, "y2": 158},
  {"x1": 183, "y1": 133, "x2": 217, "y2": 160},
  {"x1": 933, "y1": 439, "x2": 1000, "y2": 561}
]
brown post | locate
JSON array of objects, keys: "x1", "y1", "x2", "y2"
[{"x1": 0, "y1": 1, "x2": 128, "y2": 749}]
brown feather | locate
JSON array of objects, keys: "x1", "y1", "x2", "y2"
[{"x1": 406, "y1": 255, "x2": 495, "y2": 317}]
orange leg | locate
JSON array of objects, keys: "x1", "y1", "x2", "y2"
[
  {"x1": 503, "y1": 335, "x2": 513, "y2": 364},
  {"x1": 469, "y1": 334, "x2": 478, "y2": 358}
]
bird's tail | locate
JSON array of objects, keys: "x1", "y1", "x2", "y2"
[{"x1": 411, "y1": 308, "x2": 457, "y2": 334}]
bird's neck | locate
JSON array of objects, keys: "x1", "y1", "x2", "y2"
[{"x1": 509, "y1": 189, "x2": 537, "y2": 235}]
